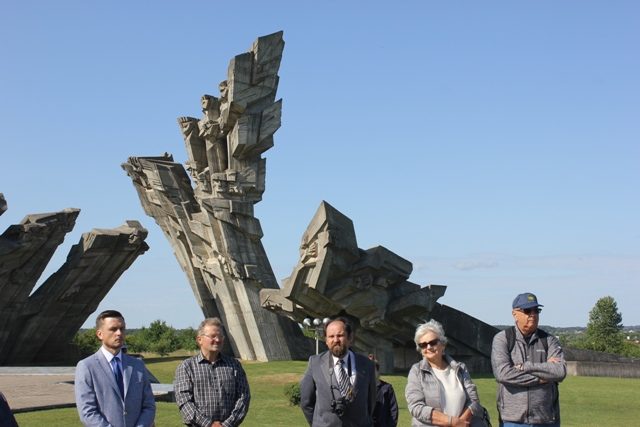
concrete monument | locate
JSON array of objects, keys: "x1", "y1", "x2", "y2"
[
  {"x1": 122, "y1": 32, "x2": 497, "y2": 368},
  {"x1": 122, "y1": 31, "x2": 309, "y2": 361},
  {"x1": 260, "y1": 201, "x2": 498, "y2": 373},
  {"x1": 0, "y1": 195, "x2": 149, "y2": 365}
]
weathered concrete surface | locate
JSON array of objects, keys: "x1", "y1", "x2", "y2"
[
  {"x1": 564, "y1": 347, "x2": 640, "y2": 377},
  {"x1": 261, "y1": 201, "x2": 499, "y2": 373},
  {"x1": 428, "y1": 304, "x2": 498, "y2": 373},
  {"x1": 0, "y1": 368, "x2": 76, "y2": 413},
  {"x1": 0, "y1": 197, "x2": 149, "y2": 365},
  {"x1": 0, "y1": 367, "x2": 173, "y2": 413},
  {"x1": 0, "y1": 209, "x2": 80, "y2": 362},
  {"x1": 1, "y1": 372, "x2": 76, "y2": 412},
  {"x1": 566, "y1": 361, "x2": 640, "y2": 378},
  {"x1": 122, "y1": 32, "x2": 309, "y2": 361}
]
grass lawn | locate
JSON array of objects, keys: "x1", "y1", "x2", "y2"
[{"x1": 14, "y1": 356, "x2": 640, "y2": 426}]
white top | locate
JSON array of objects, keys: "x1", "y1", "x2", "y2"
[{"x1": 432, "y1": 365, "x2": 465, "y2": 417}]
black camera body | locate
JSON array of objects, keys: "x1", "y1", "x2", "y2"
[{"x1": 330, "y1": 396, "x2": 348, "y2": 417}]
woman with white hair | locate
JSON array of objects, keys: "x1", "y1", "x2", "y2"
[{"x1": 405, "y1": 320, "x2": 484, "y2": 427}]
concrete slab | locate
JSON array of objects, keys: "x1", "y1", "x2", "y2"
[
  {"x1": 0, "y1": 373, "x2": 75, "y2": 412},
  {"x1": 0, "y1": 367, "x2": 173, "y2": 413}
]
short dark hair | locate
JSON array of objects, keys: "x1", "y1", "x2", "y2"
[
  {"x1": 324, "y1": 316, "x2": 353, "y2": 337},
  {"x1": 95, "y1": 310, "x2": 125, "y2": 329}
]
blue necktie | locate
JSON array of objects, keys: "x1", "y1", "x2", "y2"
[{"x1": 111, "y1": 356, "x2": 124, "y2": 398}]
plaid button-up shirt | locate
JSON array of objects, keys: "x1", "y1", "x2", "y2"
[{"x1": 174, "y1": 352, "x2": 250, "y2": 427}]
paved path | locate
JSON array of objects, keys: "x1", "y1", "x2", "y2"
[
  {"x1": 0, "y1": 369, "x2": 76, "y2": 412},
  {"x1": 0, "y1": 367, "x2": 172, "y2": 413}
]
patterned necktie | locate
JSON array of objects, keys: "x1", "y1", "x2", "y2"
[
  {"x1": 337, "y1": 358, "x2": 350, "y2": 397},
  {"x1": 111, "y1": 356, "x2": 124, "y2": 398}
]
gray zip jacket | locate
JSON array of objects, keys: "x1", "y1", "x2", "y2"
[
  {"x1": 491, "y1": 327, "x2": 567, "y2": 424},
  {"x1": 405, "y1": 356, "x2": 482, "y2": 427}
]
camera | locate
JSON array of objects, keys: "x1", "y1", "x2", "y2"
[{"x1": 331, "y1": 396, "x2": 348, "y2": 417}]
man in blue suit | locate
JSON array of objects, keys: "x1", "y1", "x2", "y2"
[
  {"x1": 300, "y1": 317, "x2": 377, "y2": 427},
  {"x1": 75, "y1": 310, "x2": 156, "y2": 427}
]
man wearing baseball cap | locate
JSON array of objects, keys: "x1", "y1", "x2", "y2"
[{"x1": 491, "y1": 293, "x2": 566, "y2": 426}]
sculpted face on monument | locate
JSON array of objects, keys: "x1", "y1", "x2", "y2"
[
  {"x1": 259, "y1": 200, "x2": 498, "y2": 373},
  {"x1": 198, "y1": 94, "x2": 222, "y2": 141},
  {"x1": 178, "y1": 116, "x2": 199, "y2": 138},
  {"x1": 299, "y1": 233, "x2": 319, "y2": 264}
]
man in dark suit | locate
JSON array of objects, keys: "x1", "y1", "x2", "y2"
[
  {"x1": 0, "y1": 392, "x2": 18, "y2": 427},
  {"x1": 75, "y1": 310, "x2": 156, "y2": 427},
  {"x1": 300, "y1": 317, "x2": 376, "y2": 427}
]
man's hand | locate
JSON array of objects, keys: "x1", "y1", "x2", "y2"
[
  {"x1": 459, "y1": 407, "x2": 473, "y2": 422},
  {"x1": 451, "y1": 415, "x2": 471, "y2": 427},
  {"x1": 547, "y1": 356, "x2": 561, "y2": 363}
]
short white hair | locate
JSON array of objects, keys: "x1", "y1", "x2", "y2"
[{"x1": 414, "y1": 319, "x2": 448, "y2": 351}]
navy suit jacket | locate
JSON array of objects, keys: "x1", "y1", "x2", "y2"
[
  {"x1": 75, "y1": 349, "x2": 156, "y2": 427},
  {"x1": 300, "y1": 350, "x2": 376, "y2": 427}
]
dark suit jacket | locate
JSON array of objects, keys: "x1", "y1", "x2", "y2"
[
  {"x1": 300, "y1": 350, "x2": 376, "y2": 427},
  {"x1": 0, "y1": 392, "x2": 18, "y2": 427},
  {"x1": 75, "y1": 349, "x2": 156, "y2": 427}
]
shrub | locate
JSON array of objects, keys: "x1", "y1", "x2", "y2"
[
  {"x1": 284, "y1": 383, "x2": 301, "y2": 406},
  {"x1": 177, "y1": 327, "x2": 199, "y2": 351},
  {"x1": 135, "y1": 320, "x2": 180, "y2": 356},
  {"x1": 621, "y1": 341, "x2": 640, "y2": 358},
  {"x1": 124, "y1": 333, "x2": 148, "y2": 353},
  {"x1": 73, "y1": 328, "x2": 100, "y2": 356}
]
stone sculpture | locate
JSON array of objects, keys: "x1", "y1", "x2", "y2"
[
  {"x1": 122, "y1": 32, "x2": 498, "y2": 368},
  {"x1": 0, "y1": 195, "x2": 149, "y2": 365},
  {"x1": 122, "y1": 31, "x2": 309, "y2": 361},
  {"x1": 260, "y1": 201, "x2": 498, "y2": 373},
  {"x1": 0, "y1": 193, "x2": 7, "y2": 217}
]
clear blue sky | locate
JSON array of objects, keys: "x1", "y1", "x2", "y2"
[{"x1": 1, "y1": 1, "x2": 638, "y2": 329}]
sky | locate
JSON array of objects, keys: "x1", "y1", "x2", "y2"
[{"x1": 1, "y1": 1, "x2": 638, "y2": 329}]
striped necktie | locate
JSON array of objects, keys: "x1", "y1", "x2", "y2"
[{"x1": 337, "y1": 358, "x2": 350, "y2": 397}]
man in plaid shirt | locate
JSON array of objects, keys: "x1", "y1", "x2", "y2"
[{"x1": 174, "y1": 317, "x2": 250, "y2": 427}]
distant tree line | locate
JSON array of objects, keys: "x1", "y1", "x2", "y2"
[
  {"x1": 74, "y1": 296, "x2": 640, "y2": 359},
  {"x1": 73, "y1": 320, "x2": 199, "y2": 357}
]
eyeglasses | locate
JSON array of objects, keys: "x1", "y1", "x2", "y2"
[
  {"x1": 199, "y1": 334, "x2": 224, "y2": 340},
  {"x1": 516, "y1": 308, "x2": 542, "y2": 315},
  {"x1": 417, "y1": 338, "x2": 440, "y2": 349}
]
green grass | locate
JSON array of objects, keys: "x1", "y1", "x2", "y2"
[{"x1": 14, "y1": 358, "x2": 640, "y2": 426}]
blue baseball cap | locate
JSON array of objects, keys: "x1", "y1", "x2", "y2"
[{"x1": 512, "y1": 292, "x2": 544, "y2": 309}]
